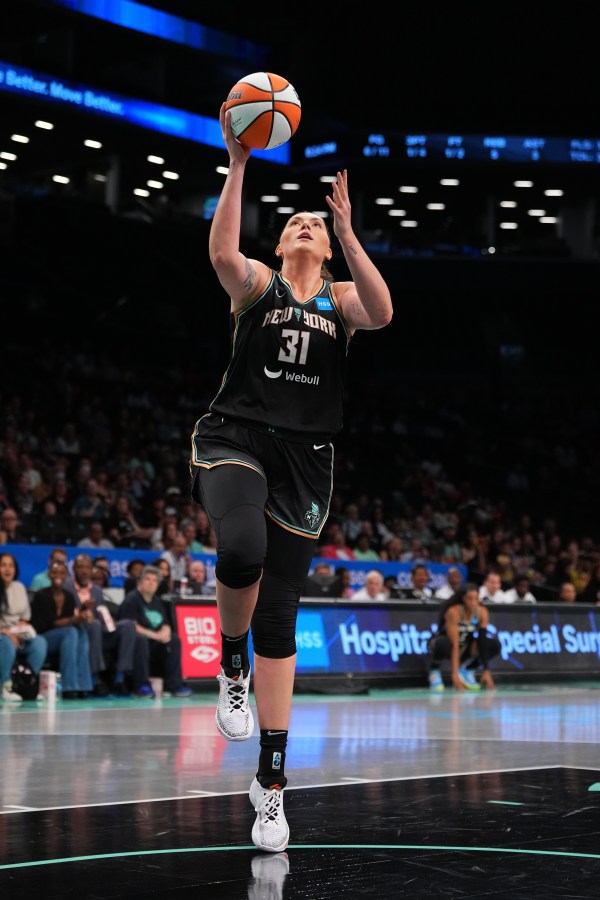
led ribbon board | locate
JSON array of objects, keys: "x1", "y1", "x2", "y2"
[
  {"x1": 0, "y1": 60, "x2": 290, "y2": 163},
  {"x1": 49, "y1": 0, "x2": 268, "y2": 67}
]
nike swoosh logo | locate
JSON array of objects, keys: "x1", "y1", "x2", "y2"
[
  {"x1": 313, "y1": 443, "x2": 327, "y2": 450},
  {"x1": 276, "y1": 289, "x2": 286, "y2": 297},
  {"x1": 264, "y1": 366, "x2": 283, "y2": 379},
  {"x1": 267, "y1": 730, "x2": 287, "y2": 736}
]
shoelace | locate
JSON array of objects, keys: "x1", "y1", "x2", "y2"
[
  {"x1": 223, "y1": 675, "x2": 247, "y2": 711},
  {"x1": 259, "y1": 788, "x2": 283, "y2": 822}
]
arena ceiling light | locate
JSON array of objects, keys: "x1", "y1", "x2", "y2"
[
  {"x1": 162, "y1": 170, "x2": 179, "y2": 179},
  {"x1": 544, "y1": 189, "x2": 564, "y2": 196},
  {"x1": 514, "y1": 180, "x2": 533, "y2": 187},
  {"x1": 11, "y1": 134, "x2": 29, "y2": 143},
  {"x1": 84, "y1": 139, "x2": 103, "y2": 148},
  {"x1": 35, "y1": 120, "x2": 54, "y2": 129},
  {"x1": 399, "y1": 186, "x2": 418, "y2": 193},
  {"x1": 147, "y1": 155, "x2": 165, "y2": 164}
]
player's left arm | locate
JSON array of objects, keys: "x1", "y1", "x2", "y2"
[{"x1": 326, "y1": 169, "x2": 393, "y2": 332}]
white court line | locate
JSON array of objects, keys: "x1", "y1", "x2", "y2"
[{"x1": 0, "y1": 764, "x2": 571, "y2": 815}]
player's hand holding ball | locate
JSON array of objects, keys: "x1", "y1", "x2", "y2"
[{"x1": 224, "y1": 72, "x2": 301, "y2": 151}]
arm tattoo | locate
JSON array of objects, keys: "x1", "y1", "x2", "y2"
[
  {"x1": 347, "y1": 243, "x2": 358, "y2": 256},
  {"x1": 227, "y1": 161, "x2": 237, "y2": 178},
  {"x1": 243, "y1": 259, "x2": 256, "y2": 292}
]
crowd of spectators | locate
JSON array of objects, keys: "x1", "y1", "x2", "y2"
[{"x1": 1, "y1": 341, "x2": 600, "y2": 606}]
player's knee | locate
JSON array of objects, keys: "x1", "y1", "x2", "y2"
[
  {"x1": 216, "y1": 554, "x2": 263, "y2": 590},
  {"x1": 215, "y1": 507, "x2": 266, "y2": 589}
]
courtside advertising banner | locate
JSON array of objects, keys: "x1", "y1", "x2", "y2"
[{"x1": 174, "y1": 600, "x2": 600, "y2": 680}]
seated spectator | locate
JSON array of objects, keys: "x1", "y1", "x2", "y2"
[
  {"x1": 406, "y1": 515, "x2": 433, "y2": 550},
  {"x1": 319, "y1": 523, "x2": 355, "y2": 562},
  {"x1": 188, "y1": 560, "x2": 210, "y2": 595},
  {"x1": 303, "y1": 562, "x2": 342, "y2": 598},
  {"x1": 397, "y1": 564, "x2": 435, "y2": 602},
  {"x1": 380, "y1": 536, "x2": 404, "y2": 562},
  {"x1": 351, "y1": 570, "x2": 387, "y2": 601},
  {"x1": 503, "y1": 575, "x2": 537, "y2": 604},
  {"x1": 335, "y1": 566, "x2": 354, "y2": 599},
  {"x1": 44, "y1": 474, "x2": 74, "y2": 519},
  {"x1": 0, "y1": 508, "x2": 29, "y2": 545},
  {"x1": 92, "y1": 555, "x2": 111, "y2": 581},
  {"x1": 77, "y1": 521, "x2": 114, "y2": 550},
  {"x1": 30, "y1": 561, "x2": 93, "y2": 699},
  {"x1": 479, "y1": 571, "x2": 507, "y2": 604},
  {"x1": 557, "y1": 581, "x2": 578, "y2": 604},
  {"x1": 436, "y1": 525, "x2": 462, "y2": 565},
  {"x1": 64, "y1": 553, "x2": 140, "y2": 696},
  {"x1": 427, "y1": 582, "x2": 501, "y2": 691},
  {"x1": 106, "y1": 494, "x2": 153, "y2": 548},
  {"x1": 29, "y1": 547, "x2": 69, "y2": 592},
  {"x1": 118, "y1": 565, "x2": 192, "y2": 698},
  {"x1": 370, "y1": 504, "x2": 394, "y2": 553},
  {"x1": 577, "y1": 563, "x2": 600, "y2": 605},
  {"x1": 400, "y1": 537, "x2": 430, "y2": 564},
  {"x1": 152, "y1": 557, "x2": 174, "y2": 596},
  {"x1": 123, "y1": 559, "x2": 146, "y2": 594},
  {"x1": 181, "y1": 518, "x2": 205, "y2": 554},
  {"x1": 383, "y1": 575, "x2": 401, "y2": 599},
  {"x1": 341, "y1": 502, "x2": 365, "y2": 547},
  {"x1": 160, "y1": 533, "x2": 190, "y2": 588},
  {"x1": 12, "y1": 472, "x2": 38, "y2": 517},
  {"x1": 91, "y1": 563, "x2": 110, "y2": 590},
  {"x1": 352, "y1": 531, "x2": 381, "y2": 562},
  {"x1": 71, "y1": 478, "x2": 110, "y2": 520},
  {"x1": 434, "y1": 566, "x2": 464, "y2": 601},
  {"x1": 0, "y1": 552, "x2": 48, "y2": 702}
]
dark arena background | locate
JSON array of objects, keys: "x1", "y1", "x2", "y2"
[{"x1": 1, "y1": 3, "x2": 600, "y2": 898}]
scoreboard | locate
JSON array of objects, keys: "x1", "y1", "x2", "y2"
[{"x1": 301, "y1": 132, "x2": 600, "y2": 166}]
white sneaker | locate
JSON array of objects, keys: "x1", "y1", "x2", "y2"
[
  {"x1": 248, "y1": 851, "x2": 289, "y2": 900},
  {"x1": 2, "y1": 681, "x2": 23, "y2": 704},
  {"x1": 215, "y1": 667, "x2": 254, "y2": 741},
  {"x1": 249, "y1": 777, "x2": 289, "y2": 853}
]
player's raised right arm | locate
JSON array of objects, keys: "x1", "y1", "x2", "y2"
[{"x1": 209, "y1": 105, "x2": 268, "y2": 307}]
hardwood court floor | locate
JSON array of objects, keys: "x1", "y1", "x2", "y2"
[{"x1": 1, "y1": 681, "x2": 599, "y2": 898}]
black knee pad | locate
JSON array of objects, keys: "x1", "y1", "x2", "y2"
[{"x1": 216, "y1": 559, "x2": 263, "y2": 590}]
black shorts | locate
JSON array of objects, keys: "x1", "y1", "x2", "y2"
[{"x1": 190, "y1": 414, "x2": 334, "y2": 538}]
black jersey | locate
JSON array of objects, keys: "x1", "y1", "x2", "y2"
[
  {"x1": 209, "y1": 271, "x2": 350, "y2": 442},
  {"x1": 436, "y1": 596, "x2": 480, "y2": 650}
]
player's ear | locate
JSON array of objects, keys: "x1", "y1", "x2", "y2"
[{"x1": 275, "y1": 244, "x2": 283, "y2": 258}]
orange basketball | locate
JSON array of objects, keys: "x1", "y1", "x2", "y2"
[{"x1": 224, "y1": 72, "x2": 301, "y2": 151}]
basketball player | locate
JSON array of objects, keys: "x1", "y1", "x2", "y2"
[
  {"x1": 189, "y1": 103, "x2": 393, "y2": 852},
  {"x1": 427, "y1": 583, "x2": 501, "y2": 692}
]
